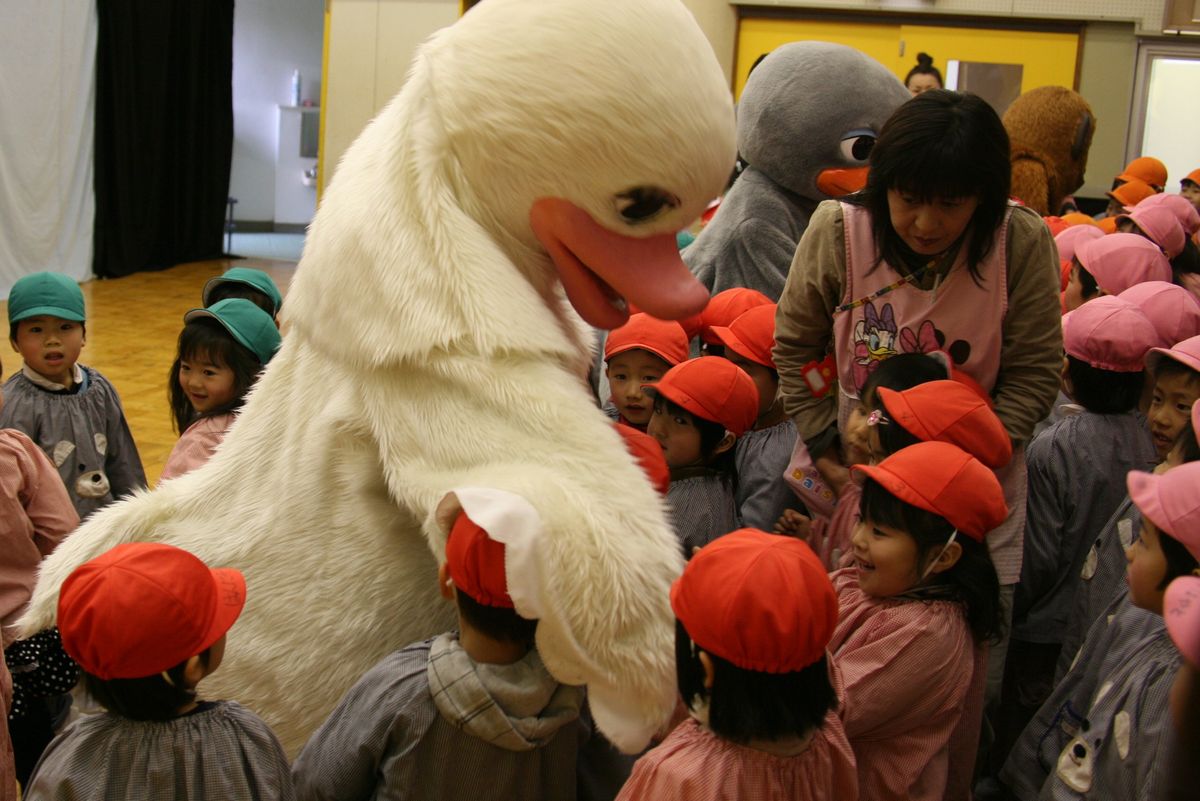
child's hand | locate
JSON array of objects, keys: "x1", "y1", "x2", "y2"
[
  {"x1": 774, "y1": 509, "x2": 813, "y2": 540},
  {"x1": 815, "y1": 453, "x2": 853, "y2": 497}
]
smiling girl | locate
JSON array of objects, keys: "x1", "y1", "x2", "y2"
[
  {"x1": 829, "y1": 441, "x2": 1005, "y2": 800},
  {"x1": 161, "y1": 299, "x2": 280, "y2": 482}
]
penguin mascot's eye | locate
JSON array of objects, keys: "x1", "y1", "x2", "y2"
[
  {"x1": 615, "y1": 187, "x2": 681, "y2": 223},
  {"x1": 838, "y1": 131, "x2": 877, "y2": 164}
]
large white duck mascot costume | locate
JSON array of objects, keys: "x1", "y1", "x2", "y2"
[
  {"x1": 685, "y1": 41, "x2": 909, "y2": 300},
  {"x1": 22, "y1": 0, "x2": 735, "y2": 755}
]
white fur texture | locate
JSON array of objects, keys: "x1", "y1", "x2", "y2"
[{"x1": 22, "y1": 0, "x2": 734, "y2": 755}]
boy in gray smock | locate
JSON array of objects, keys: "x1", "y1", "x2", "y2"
[
  {"x1": 710, "y1": 302, "x2": 802, "y2": 531},
  {"x1": 292, "y1": 507, "x2": 584, "y2": 801},
  {"x1": 2, "y1": 272, "x2": 145, "y2": 519}
]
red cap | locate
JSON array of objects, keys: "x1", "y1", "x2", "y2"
[
  {"x1": 1120, "y1": 205, "x2": 1187, "y2": 259},
  {"x1": 670, "y1": 529, "x2": 837, "y2": 673},
  {"x1": 711, "y1": 303, "x2": 778, "y2": 368},
  {"x1": 877, "y1": 380, "x2": 1012, "y2": 469},
  {"x1": 446, "y1": 511, "x2": 513, "y2": 608},
  {"x1": 853, "y1": 442, "x2": 1008, "y2": 541},
  {"x1": 1107, "y1": 179, "x2": 1156, "y2": 209},
  {"x1": 1076, "y1": 233, "x2": 1171, "y2": 296},
  {"x1": 1117, "y1": 157, "x2": 1167, "y2": 192},
  {"x1": 57, "y1": 543, "x2": 246, "y2": 680},
  {"x1": 644, "y1": 357, "x2": 760, "y2": 436},
  {"x1": 699, "y1": 288, "x2": 771, "y2": 345},
  {"x1": 1127, "y1": 463, "x2": 1200, "y2": 561},
  {"x1": 1063, "y1": 295, "x2": 1159, "y2": 372},
  {"x1": 1119, "y1": 282, "x2": 1200, "y2": 349},
  {"x1": 615, "y1": 422, "x2": 670, "y2": 495},
  {"x1": 604, "y1": 313, "x2": 689, "y2": 365},
  {"x1": 1043, "y1": 216, "x2": 1069, "y2": 238}
]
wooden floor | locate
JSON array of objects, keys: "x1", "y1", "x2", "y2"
[{"x1": 1, "y1": 258, "x2": 297, "y2": 485}]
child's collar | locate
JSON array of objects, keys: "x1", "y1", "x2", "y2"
[{"x1": 23, "y1": 362, "x2": 83, "y2": 392}]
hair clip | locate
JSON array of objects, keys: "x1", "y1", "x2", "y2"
[{"x1": 867, "y1": 409, "x2": 889, "y2": 427}]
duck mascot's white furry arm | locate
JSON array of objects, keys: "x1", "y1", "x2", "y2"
[{"x1": 20, "y1": 0, "x2": 735, "y2": 756}]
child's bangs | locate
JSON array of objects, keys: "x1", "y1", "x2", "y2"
[
  {"x1": 859, "y1": 476, "x2": 954, "y2": 546},
  {"x1": 178, "y1": 319, "x2": 240, "y2": 368}
]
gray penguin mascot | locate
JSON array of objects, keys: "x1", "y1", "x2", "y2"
[{"x1": 685, "y1": 41, "x2": 910, "y2": 300}]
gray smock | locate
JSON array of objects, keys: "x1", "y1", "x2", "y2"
[
  {"x1": 23, "y1": 700, "x2": 294, "y2": 800},
  {"x1": 0, "y1": 367, "x2": 145, "y2": 520},
  {"x1": 292, "y1": 635, "x2": 583, "y2": 801},
  {"x1": 667, "y1": 468, "x2": 738, "y2": 556},
  {"x1": 1013, "y1": 411, "x2": 1156, "y2": 645},
  {"x1": 734, "y1": 419, "x2": 801, "y2": 531}
]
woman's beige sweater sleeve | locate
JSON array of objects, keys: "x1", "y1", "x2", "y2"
[{"x1": 773, "y1": 200, "x2": 847, "y2": 451}]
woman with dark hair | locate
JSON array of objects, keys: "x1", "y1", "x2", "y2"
[
  {"x1": 773, "y1": 87, "x2": 1062, "y2": 781},
  {"x1": 904, "y1": 52, "x2": 943, "y2": 96}
]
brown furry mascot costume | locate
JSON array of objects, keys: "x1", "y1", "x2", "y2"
[
  {"x1": 1002, "y1": 86, "x2": 1095, "y2": 216},
  {"x1": 20, "y1": 0, "x2": 735, "y2": 755}
]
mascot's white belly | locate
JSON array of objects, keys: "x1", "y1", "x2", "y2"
[{"x1": 23, "y1": 0, "x2": 736, "y2": 756}]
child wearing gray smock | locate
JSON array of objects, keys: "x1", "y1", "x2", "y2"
[
  {"x1": 292, "y1": 506, "x2": 583, "y2": 801},
  {"x1": 26, "y1": 541, "x2": 292, "y2": 800},
  {"x1": 708, "y1": 302, "x2": 803, "y2": 531},
  {"x1": 2, "y1": 273, "x2": 144, "y2": 519}
]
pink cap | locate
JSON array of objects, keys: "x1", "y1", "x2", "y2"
[
  {"x1": 1146, "y1": 333, "x2": 1200, "y2": 375},
  {"x1": 1164, "y1": 576, "x2": 1200, "y2": 669},
  {"x1": 1076, "y1": 233, "x2": 1172, "y2": 295},
  {"x1": 1120, "y1": 205, "x2": 1187, "y2": 259},
  {"x1": 1054, "y1": 224, "x2": 1104, "y2": 263},
  {"x1": 1063, "y1": 296, "x2": 1158, "y2": 372},
  {"x1": 1128, "y1": 192, "x2": 1200, "y2": 237},
  {"x1": 1127, "y1": 462, "x2": 1200, "y2": 561},
  {"x1": 1119, "y1": 282, "x2": 1200, "y2": 349}
]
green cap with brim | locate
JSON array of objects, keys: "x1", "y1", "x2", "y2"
[
  {"x1": 202, "y1": 268, "x2": 283, "y2": 315},
  {"x1": 8, "y1": 272, "x2": 86, "y2": 324},
  {"x1": 184, "y1": 298, "x2": 282, "y2": 365}
]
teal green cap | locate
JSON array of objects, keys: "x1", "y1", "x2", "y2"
[
  {"x1": 184, "y1": 298, "x2": 282, "y2": 365},
  {"x1": 8, "y1": 272, "x2": 86, "y2": 324},
  {"x1": 202, "y1": 268, "x2": 283, "y2": 315}
]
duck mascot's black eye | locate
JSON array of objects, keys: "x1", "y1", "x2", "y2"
[{"x1": 615, "y1": 187, "x2": 680, "y2": 223}]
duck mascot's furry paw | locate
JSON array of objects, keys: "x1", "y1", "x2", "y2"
[
  {"x1": 20, "y1": 0, "x2": 735, "y2": 755},
  {"x1": 684, "y1": 41, "x2": 909, "y2": 299},
  {"x1": 1003, "y1": 85, "x2": 1095, "y2": 216}
]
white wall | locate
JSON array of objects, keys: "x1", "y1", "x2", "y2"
[{"x1": 231, "y1": 0, "x2": 325, "y2": 224}]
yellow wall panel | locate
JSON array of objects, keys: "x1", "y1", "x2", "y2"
[
  {"x1": 899, "y1": 25, "x2": 1079, "y2": 93},
  {"x1": 736, "y1": 17, "x2": 898, "y2": 97},
  {"x1": 737, "y1": 17, "x2": 1079, "y2": 100}
]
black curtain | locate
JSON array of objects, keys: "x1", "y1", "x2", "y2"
[{"x1": 93, "y1": 0, "x2": 234, "y2": 278}]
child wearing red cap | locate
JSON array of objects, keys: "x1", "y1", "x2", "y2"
[
  {"x1": 644, "y1": 357, "x2": 759, "y2": 555},
  {"x1": 711, "y1": 304, "x2": 804, "y2": 530},
  {"x1": 830, "y1": 441, "x2": 1006, "y2": 801},
  {"x1": 0, "y1": 355, "x2": 79, "y2": 788},
  {"x1": 1002, "y1": 298, "x2": 1160, "y2": 757},
  {"x1": 24, "y1": 542, "x2": 292, "y2": 800},
  {"x1": 697, "y1": 288, "x2": 771, "y2": 357},
  {"x1": 782, "y1": 352, "x2": 953, "y2": 570},
  {"x1": 293, "y1": 505, "x2": 583, "y2": 800},
  {"x1": 616, "y1": 529, "x2": 857, "y2": 801},
  {"x1": 1001, "y1": 462, "x2": 1200, "y2": 800},
  {"x1": 601, "y1": 313, "x2": 689, "y2": 431}
]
